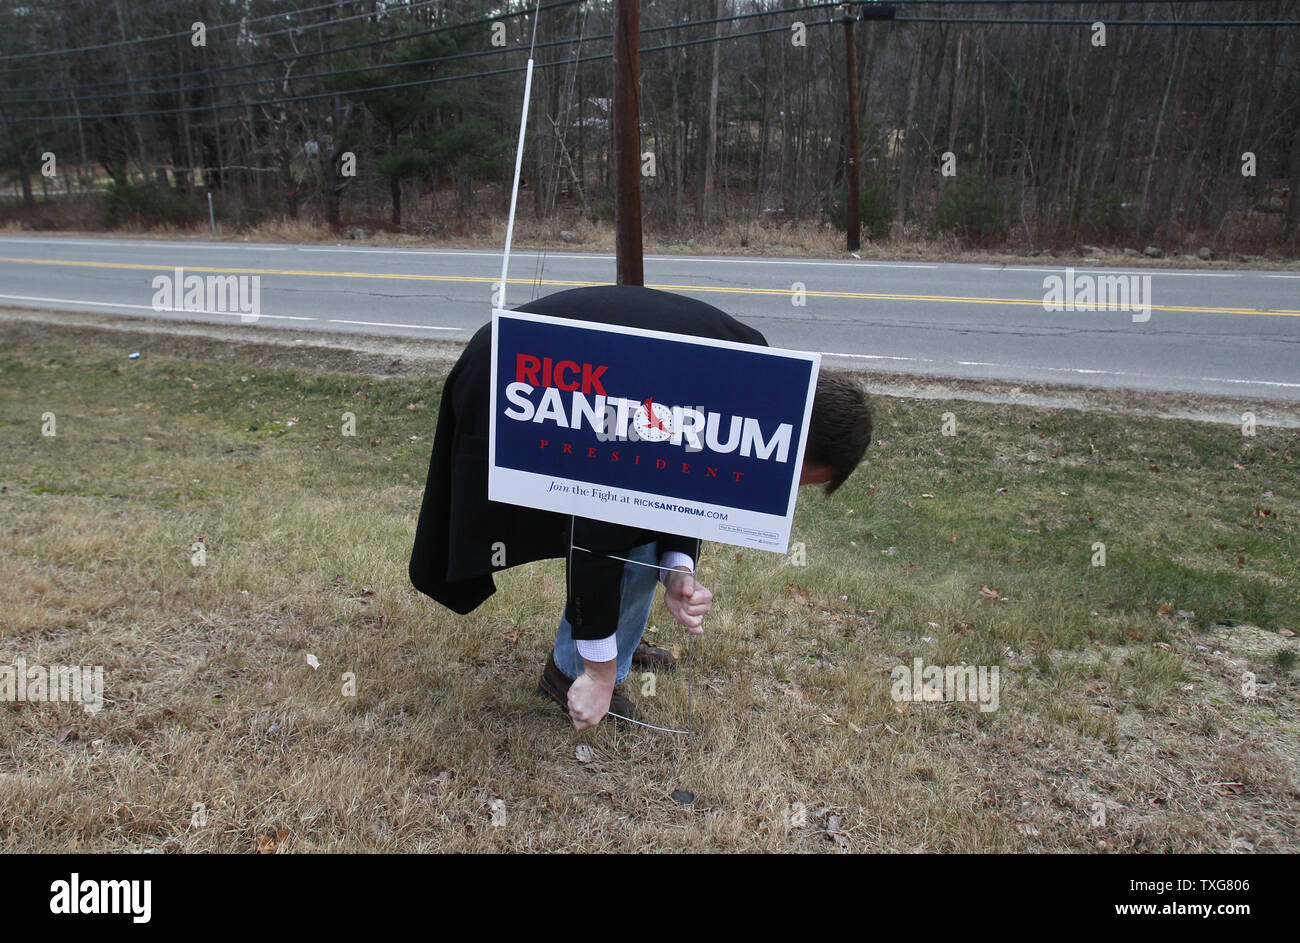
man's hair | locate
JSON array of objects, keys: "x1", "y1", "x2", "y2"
[{"x1": 805, "y1": 371, "x2": 872, "y2": 494}]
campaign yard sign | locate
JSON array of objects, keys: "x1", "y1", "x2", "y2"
[{"x1": 488, "y1": 308, "x2": 820, "y2": 553}]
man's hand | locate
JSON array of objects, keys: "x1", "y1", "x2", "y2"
[
  {"x1": 568, "y1": 657, "x2": 616, "y2": 731},
  {"x1": 664, "y1": 567, "x2": 713, "y2": 634}
]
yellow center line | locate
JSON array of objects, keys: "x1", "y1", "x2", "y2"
[{"x1": 2, "y1": 255, "x2": 1297, "y2": 318}]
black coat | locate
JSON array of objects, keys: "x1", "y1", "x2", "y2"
[{"x1": 407, "y1": 284, "x2": 768, "y2": 639}]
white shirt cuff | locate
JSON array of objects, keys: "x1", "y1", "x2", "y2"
[
  {"x1": 659, "y1": 551, "x2": 695, "y2": 585},
  {"x1": 576, "y1": 634, "x2": 618, "y2": 663}
]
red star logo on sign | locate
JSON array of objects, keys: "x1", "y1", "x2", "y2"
[{"x1": 642, "y1": 397, "x2": 668, "y2": 432}]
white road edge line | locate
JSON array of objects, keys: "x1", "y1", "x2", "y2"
[
  {"x1": 0, "y1": 295, "x2": 462, "y2": 331},
  {"x1": 978, "y1": 266, "x2": 1242, "y2": 277},
  {"x1": 821, "y1": 350, "x2": 1300, "y2": 389},
  {"x1": 0, "y1": 294, "x2": 316, "y2": 320},
  {"x1": 0, "y1": 237, "x2": 290, "y2": 251},
  {"x1": 327, "y1": 319, "x2": 461, "y2": 331}
]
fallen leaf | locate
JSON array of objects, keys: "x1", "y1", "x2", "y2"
[
  {"x1": 56, "y1": 726, "x2": 78, "y2": 744},
  {"x1": 575, "y1": 744, "x2": 594, "y2": 763},
  {"x1": 781, "y1": 683, "x2": 805, "y2": 702},
  {"x1": 502, "y1": 626, "x2": 521, "y2": 645},
  {"x1": 979, "y1": 585, "x2": 1001, "y2": 603},
  {"x1": 820, "y1": 714, "x2": 839, "y2": 726},
  {"x1": 255, "y1": 835, "x2": 279, "y2": 854},
  {"x1": 953, "y1": 621, "x2": 974, "y2": 633}
]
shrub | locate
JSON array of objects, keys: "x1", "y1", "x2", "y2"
[
  {"x1": 104, "y1": 181, "x2": 204, "y2": 228},
  {"x1": 1082, "y1": 186, "x2": 1133, "y2": 242},
  {"x1": 827, "y1": 174, "x2": 893, "y2": 240},
  {"x1": 933, "y1": 176, "x2": 1006, "y2": 241},
  {"x1": 590, "y1": 191, "x2": 615, "y2": 224}
]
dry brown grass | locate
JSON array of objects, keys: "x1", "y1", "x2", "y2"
[
  {"x1": 1, "y1": 318, "x2": 1296, "y2": 853},
  {"x1": 5, "y1": 205, "x2": 1297, "y2": 268}
]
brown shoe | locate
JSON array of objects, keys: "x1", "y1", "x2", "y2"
[
  {"x1": 536, "y1": 652, "x2": 642, "y2": 722},
  {"x1": 632, "y1": 639, "x2": 677, "y2": 670}
]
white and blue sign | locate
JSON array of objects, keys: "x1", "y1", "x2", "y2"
[{"x1": 488, "y1": 308, "x2": 820, "y2": 552}]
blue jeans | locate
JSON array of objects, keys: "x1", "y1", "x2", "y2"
[{"x1": 553, "y1": 542, "x2": 659, "y2": 685}]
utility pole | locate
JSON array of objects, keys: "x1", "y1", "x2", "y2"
[
  {"x1": 842, "y1": 3, "x2": 861, "y2": 252},
  {"x1": 844, "y1": 3, "x2": 895, "y2": 249},
  {"x1": 613, "y1": 0, "x2": 644, "y2": 285}
]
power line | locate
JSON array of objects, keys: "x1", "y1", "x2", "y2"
[
  {"x1": 875, "y1": 0, "x2": 1289, "y2": 4},
  {"x1": 3, "y1": 11, "x2": 846, "y2": 124},
  {"x1": 0, "y1": 1, "x2": 582, "y2": 81},
  {"x1": 896, "y1": 16, "x2": 1300, "y2": 23},
  {"x1": 3, "y1": 0, "x2": 843, "y2": 105},
  {"x1": 0, "y1": 0, "x2": 413, "y2": 62},
  {"x1": 2, "y1": 2, "x2": 841, "y2": 112},
  {"x1": 3, "y1": 30, "x2": 586, "y2": 107},
  {"x1": 2, "y1": 0, "x2": 832, "y2": 97},
  {"x1": 7, "y1": 3, "x2": 1295, "y2": 124},
  {"x1": 0, "y1": 0, "x2": 1278, "y2": 80}
]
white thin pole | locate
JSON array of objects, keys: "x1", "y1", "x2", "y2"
[{"x1": 498, "y1": 57, "x2": 535, "y2": 312}]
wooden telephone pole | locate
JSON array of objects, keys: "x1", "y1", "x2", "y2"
[
  {"x1": 842, "y1": 3, "x2": 861, "y2": 252},
  {"x1": 613, "y1": 0, "x2": 644, "y2": 285}
]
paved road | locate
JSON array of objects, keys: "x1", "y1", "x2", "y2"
[{"x1": 1, "y1": 235, "x2": 1297, "y2": 401}]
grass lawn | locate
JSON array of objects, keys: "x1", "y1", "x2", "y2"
[{"x1": 1, "y1": 324, "x2": 1296, "y2": 852}]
